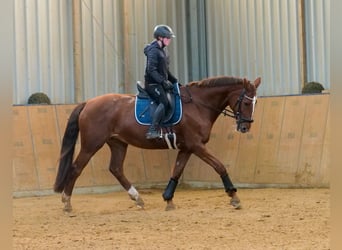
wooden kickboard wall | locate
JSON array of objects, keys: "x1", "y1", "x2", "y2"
[{"x1": 12, "y1": 95, "x2": 330, "y2": 194}]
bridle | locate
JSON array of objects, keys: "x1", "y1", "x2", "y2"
[
  {"x1": 183, "y1": 86, "x2": 256, "y2": 128},
  {"x1": 230, "y1": 90, "x2": 256, "y2": 130}
]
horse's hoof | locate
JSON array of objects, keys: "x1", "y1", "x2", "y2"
[
  {"x1": 165, "y1": 200, "x2": 176, "y2": 211},
  {"x1": 64, "y1": 210, "x2": 77, "y2": 217},
  {"x1": 230, "y1": 197, "x2": 242, "y2": 209},
  {"x1": 135, "y1": 197, "x2": 145, "y2": 209}
]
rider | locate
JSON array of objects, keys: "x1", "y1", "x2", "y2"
[{"x1": 144, "y1": 24, "x2": 178, "y2": 139}]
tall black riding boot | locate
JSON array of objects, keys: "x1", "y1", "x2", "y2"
[{"x1": 146, "y1": 104, "x2": 165, "y2": 139}]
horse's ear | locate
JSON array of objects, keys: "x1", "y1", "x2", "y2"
[{"x1": 254, "y1": 77, "x2": 261, "y2": 88}]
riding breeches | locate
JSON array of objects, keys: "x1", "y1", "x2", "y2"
[{"x1": 145, "y1": 83, "x2": 169, "y2": 108}]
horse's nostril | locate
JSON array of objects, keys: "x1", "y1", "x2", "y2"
[{"x1": 240, "y1": 126, "x2": 248, "y2": 133}]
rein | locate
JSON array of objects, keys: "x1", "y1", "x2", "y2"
[
  {"x1": 183, "y1": 86, "x2": 254, "y2": 123},
  {"x1": 182, "y1": 86, "x2": 232, "y2": 117}
]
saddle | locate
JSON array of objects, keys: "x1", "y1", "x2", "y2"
[{"x1": 134, "y1": 81, "x2": 182, "y2": 126}]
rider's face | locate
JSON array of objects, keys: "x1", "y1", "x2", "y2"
[{"x1": 162, "y1": 37, "x2": 171, "y2": 46}]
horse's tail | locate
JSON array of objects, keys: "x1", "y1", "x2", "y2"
[{"x1": 53, "y1": 102, "x2": 86, "y2": 193}]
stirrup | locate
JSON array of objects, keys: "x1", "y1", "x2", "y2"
[
  {"x1": 146, "y1": 131, "x2": 161, "y2": 139},
  {"x1": 145, "y1": 127, "x2": 161, "y2": 139}
]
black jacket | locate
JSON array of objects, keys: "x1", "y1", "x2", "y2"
[{"x1": 144, "y1": 40, "x2": 177, "y2": 85}]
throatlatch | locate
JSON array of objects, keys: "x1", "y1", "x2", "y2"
[{"x1": 162, "y1": 178, "x2": 178, "y2": 200}]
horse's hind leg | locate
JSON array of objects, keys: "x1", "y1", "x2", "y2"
[
  {"x1": 62, "y1": 149, "x2": 97, "y2": 212},
  {"x1": 107, "y1": 139, "x2": 144, "y2": 208}
]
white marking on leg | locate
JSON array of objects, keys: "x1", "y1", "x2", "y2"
[{"x1": 128, "y1": 186, "x2": 139, "y2": 200}]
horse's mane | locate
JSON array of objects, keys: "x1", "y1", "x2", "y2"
[{"x1": 188, "y1": 76, "x2": 243, "y2": 88}]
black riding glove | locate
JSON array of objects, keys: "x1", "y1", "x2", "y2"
[{"x1": 162, "y1": 80, "x2": 174, "y2": 90}]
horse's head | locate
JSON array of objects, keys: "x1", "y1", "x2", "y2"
[{"x1": 229, "y1": 77, "x2": 261, "y2": 133}]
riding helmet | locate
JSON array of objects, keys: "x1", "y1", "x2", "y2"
[{"x1": 153, "y1": 25, "x2": 176, "y2": 39}]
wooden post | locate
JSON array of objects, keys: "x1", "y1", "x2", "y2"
[
  {"x1": 72, "y1": 0, "x2": 83, "y2": 103},
  {"x1": 298, "y1": 0, "x2": 307, "y2": 89}
]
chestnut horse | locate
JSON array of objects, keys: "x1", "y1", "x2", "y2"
[{"x1": 54, "y1": 76, "x2": 261, "y2": 212}]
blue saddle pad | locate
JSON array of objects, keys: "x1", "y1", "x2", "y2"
[{"x1": 134, "y1": 84, "x2": 182, "y2": 126}]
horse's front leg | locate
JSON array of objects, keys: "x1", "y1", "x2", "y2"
[
  {"x1": 221, "y1": 174, "x2": 241, "y2": 209},
  {"x1": 194, "y1": 145, "x2": 241, "y2": 209},
  {"x1": 163, "y1": 150, "x2": 191, "y2": 211}
]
